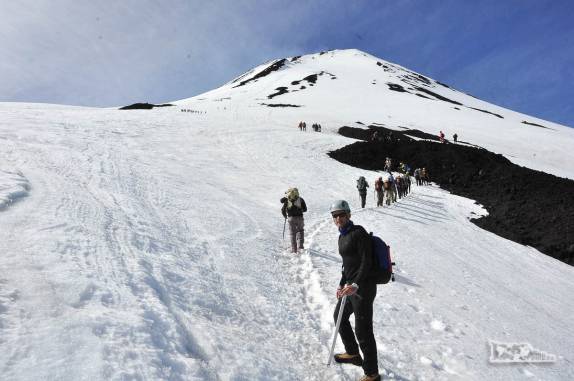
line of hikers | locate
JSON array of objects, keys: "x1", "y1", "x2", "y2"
[
  {"x1": 297, "y1": 121, "x2": 322, "y2": 132},
  {"x1": 357, "y1": 172, "x2": 411, "y2": 208},
  {"x1": 280, "y1": 158, "x2": 431, "y2": 253},
  {"x1": 357, "y1": 159, "x2": 432, "y2": 209},
  {"x1": 279, "y1": 155, "x2": 435, "y2": 381}
]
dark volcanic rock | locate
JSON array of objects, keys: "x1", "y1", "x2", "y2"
[
  {"x1": 387, "y1": 83, "x2": 407, "y2": 92},
  {"x1": 414, "y1": 86, "x2": 462, "y2": 106},
  {"x1": 120, "y1": 103, "x2": 173, "y2": 110},
  {"x1": 268, "y1": 87, "x2": 289, "y2": 99},
  {"x1": 469, "y1": 107, "x2": 504, "y2": 119},
  {"x1": 260, "y1": 103, "x2": 301, "y2": 108},
  {"x1": 522, "y1": 120, "x2": 552, "y2": 129},
  {"x1": 329, "y1": 126, "x2": 574, "y2": 266},
  {"x1": 233, "y1": 59, "x2": 287, "y2": 88}
]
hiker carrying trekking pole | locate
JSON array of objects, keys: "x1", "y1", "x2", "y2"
[{"x1": 280, "y1": 188, "x2": 307, "y2": 253}]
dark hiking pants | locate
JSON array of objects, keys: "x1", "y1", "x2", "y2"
[
  {"x1": 359, "y1": 192, "x2": 367, "y2": 208},
  {"x1": 334, "y1": 281, "x2": 378, "y2": 375},
  {"x1": 376, "y1": 190, "x2": 384, "y2": 206},
  {"x1": 288, "y1": 216, "x2": 304, "y2": 252}
]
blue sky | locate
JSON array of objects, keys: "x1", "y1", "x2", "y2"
[{"x1": 1, "y1": 0, "x2": 573, "y2": 127}]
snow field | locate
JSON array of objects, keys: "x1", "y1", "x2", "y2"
[{"x1": 0, "y1": 83, "x2": 573, "y2": 381}]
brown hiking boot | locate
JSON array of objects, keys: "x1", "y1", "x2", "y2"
[
  {"x1": 358, "y1": 374, "x2": 381, "y2": 381},
  {"x1": 334, "y1": 352, "x2": 363, "y2": 366}
]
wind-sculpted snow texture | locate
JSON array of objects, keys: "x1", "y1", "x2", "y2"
[
  {"x1": 0, "y1": 170, "x2": 30, "y2": 209},
  {"x1": 1, "y1": 49, "x2": 574, "y2": 380}
]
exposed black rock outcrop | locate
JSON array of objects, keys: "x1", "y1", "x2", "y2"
[
  {"x1": 260, "y1": 103, "x2": 301, "y2": 108},
  {"x1": 329, "y1": 125, "x2": 574, "y2": 265},
  {"x1": 522, "y1": 120, "x2": 552, "y2": 129},
  {"x1": 268, "y1": 87, "x2": 289, "y2": 99},
  {"x1": 120, "y1": 103, "x2": 174, "y2": 110},
  {"x1": 233, "y1": 59, "x2": 287, "y2": 88},
  {"x1": 470, "y1": 107, "x2": 504, "y2": 119}
]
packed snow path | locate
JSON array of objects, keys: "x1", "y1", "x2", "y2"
[{"x1": 0, "y1": 103, "x2": 573, "y2": 380}]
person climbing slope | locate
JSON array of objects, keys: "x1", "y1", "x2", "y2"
[{"x1": 280, "y1": 188, "x2": 307, "y2": 253}]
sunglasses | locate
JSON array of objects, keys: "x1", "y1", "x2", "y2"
[{"x1": 331, "y1": 212, "x2": 348, "y2": 219}]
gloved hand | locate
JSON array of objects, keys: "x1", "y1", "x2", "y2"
[{"x1": 339, "y1": 283, "x2": 359, "y2": 297}]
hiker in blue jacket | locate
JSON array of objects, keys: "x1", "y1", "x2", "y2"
[{"x1": 330, "y1": 200, "x2": 380, "y2": 381}]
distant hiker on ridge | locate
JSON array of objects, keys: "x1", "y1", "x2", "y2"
[
  {"x1": 453, "y1": 133, "x2": 458, "y2": 143},
  {"x1": 439, "y1": 130, "x2": 445, "y2": 143},
  {"x1": 281, "y1": 188, "x2": 307, "y2": 253},
  {"x1": 384, "y1": 157, "x2": 392, "y2": 172}
]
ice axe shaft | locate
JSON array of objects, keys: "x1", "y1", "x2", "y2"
[{"x1": 327, "y1": 295, "x2": 347, "y2": 366}]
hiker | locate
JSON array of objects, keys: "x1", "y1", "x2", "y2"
[
  {"x1": 356, "y1": 176, "x2": 369, "y2": 208},
  {"x1": 388, "y1": 173, "x2": 397, "y2": 203},
  {"x1": 439, "y1": 130, "x2": 445, "y2": 143},
  {"x1": 395, "y1": 176, "x2": 402, "y2": 199},
  {"x1": 399, "y1": 162, "x2": 408, "y2": 174},
  {"x1": 414, "y1": 168, "x2": 421, "y2": 186},
  {"x1": 280, "y1": 188, "x2": 307, "y2": 253},
  {"x1": 318, "y1": 123, "x2": 322, "y2": 132},
  {"x1": 421, "y1": 168, "x2": 429, "y2": 185},
  {"x1": 374, "y1": 177, "x2": 384, "y2": 207},
  {"x1": 384, "y1": 157, "x2": 392, "y2": 172},
  {"x1": 329, "y1": 200, "x2": 380, "y2": 381},
  {"x1": 383, "y1": 179, "x2": 392, "y2": 206},
  {"x1": 453, "y1": 133, "x2": 458, "y2": 143},
  {"x1": 302, "y1": 122, "x2": 307, "y2": 131}
]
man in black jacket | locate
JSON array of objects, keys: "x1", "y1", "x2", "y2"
[
  {"x1": 330, "y1": 200, "x2": 380, "y2": 381},
  {"x1": 281, "y1": 188, "x2": 307, "y2": 253}
]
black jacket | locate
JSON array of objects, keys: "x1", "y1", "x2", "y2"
[
  {"x1": 338, "y1": 222, "x2": 373, "y2": 287},
  {"x1": 280, "y1": 197, "x2": 307, "y2": 217}
]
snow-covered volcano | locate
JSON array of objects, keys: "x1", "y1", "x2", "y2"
[
  {"x1": 0, "y1": 49, "x2": 573, "y2": 381},
  {"x1": 176, "y1": 49, "x2": 574, "y2": 180}
]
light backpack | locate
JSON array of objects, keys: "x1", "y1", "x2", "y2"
[
  {"x1": 370, "y1": 233, "x2": 395, "y2": 284},
  {"x1": 285, "y1": 188, "x2": 302, "y2": 210}
]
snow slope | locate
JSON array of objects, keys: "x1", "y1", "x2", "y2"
[
  {"x1": 177, "y1": 49, "x2": 574, "y2": 180},
  {"x1": 0, "y1": 50, "x2": 573, "y2": 380}
]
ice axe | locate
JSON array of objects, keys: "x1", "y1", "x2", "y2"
[{"x1": 327, "y1": 295, "x2": 348, "y2": 366}]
